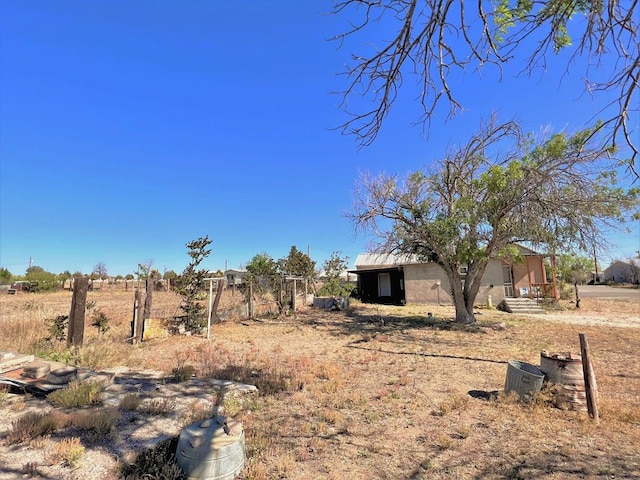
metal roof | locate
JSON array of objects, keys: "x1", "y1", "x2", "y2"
[{"x1": 354, "y1": 253, "x2": 420, "y2": 269}]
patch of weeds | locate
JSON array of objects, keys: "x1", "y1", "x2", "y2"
[
  {"x1": 32, "y1": 338, "x2": 79, "y2": 365},
  {"x1": 0, "y1": 386, "x2": 8, "y2": 405},
  {"x1": 432, "y1": 393, "x2": 470, "y2": 416},
  {"x1": 30, "y1": 435, "x2": 50, "y2": 449},
  {"x1": 120, "y1": 436, "x2": 185, "y2": 480},
  {"x1": 171, "y1": 364, "x2": 197, "y2": 383},
  {"x1": 273, "y1": 452, "x2": 296, "y2": 478},
  {"x1": 143, "y1": 397, "x2": 177, "y2": 415},
  {"x1": 70, "y1": 408, "x2": 120, "y2": 437},
  {"x1": 7, "y1": 411, "x2": 67, "y2": 444},
  {"x1": 434, "y1": 433, "x2": 455, "y2": 451},
  {"x1": 119, "y1": 393, "x2": 142, "y2": 411},
  {"x1": 453, "y1": 424, "x2": 472, "y2": 439},
  {"x1": 242, "y1": 459, "x2": 268, "y2": 480},
  {"x1": 47, "y1": 315, "x2": 69, "y2": 342},
  {"x1": 21, "y1": 462, "x2": 43, "y2": 477},
  {"x1": 47, "y1": 381, "x2": 104, "y2": 408},
  {"x1": 46, "y1": 437, "x2": 85, "y2": 468},
  {"x1": 419, "y1": 459, "x2": 433, "y2": 471},
  {"x1": 222, "y1": 392, "x2": 244, "y2": 417},
  {"x1": 90, "y1": 309, "x2": 110, "y2": 334},
  {"x1": 21, "y1": 300, "x2": 42, "y2": 312},
  {"x1": 180, "y1": 400, "x2": 212, "y2": 427}
]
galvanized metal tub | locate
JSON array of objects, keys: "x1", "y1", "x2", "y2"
[
  {"x1": 176, "y1": 417, "x2": 245, "y2": 480},
  {"x1": 540, "y1": 351, "x2": 587, "y2": 411},
  {"x1": 504, "y1": 360, "x2": 545, "y2": 401}
]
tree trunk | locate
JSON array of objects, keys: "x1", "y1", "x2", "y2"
[
  {"x1": 448, "y1": 268, "x2": 476, "y2": 323},
  {"x1": 447, "y1": 259, "x2": 489, "y2": 324}
]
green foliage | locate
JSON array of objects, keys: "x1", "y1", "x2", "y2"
[
  {"x1": 0, "y1": 267, "x2": 12, "y2": 285},
  {"x1": 48, "y1": 315, "x2": 69, "y2": 342},
  {"x1": 555, "y1": 254, "x2": 594, "y2": 285},
  {"x1": 174, "y1": 236, "x2": 212, "y2": 333},
  {"x1": 353, "y1": 119, "x2": 639, "y2": 323},
  {"x1": 318, "y1": 252, "x2": 354, "y2": 297},
  {"x1": 318, "y1": 278, "x2": 355, "y2": 297},
  {"x1": 246, "y1": 252, "x2": 278, "y2": 277},
  {"x1": 25, "y1": 265, "x2": 59, "y2": 292},
  {"x1": 32, "y1": 339, "x2": 79, "y2": 364},
  {"x1": 47, "y1": 381, "x2": 104, "y2": 408},
  {"x1": 163, "y1": 269, "x2": 178, "y2": 280},
  {"x1": 277, "y1": 245, "x2": 316, "y2": 278},
  {"x1": 244, "y1": 252, "x2": 280, "y2": 295},
  {"x1": 90, "y1": 310, "x2": 110, "y2": 334},
  {"x1": 245, "y1": 247, "x2": 316, "y2": 315}
]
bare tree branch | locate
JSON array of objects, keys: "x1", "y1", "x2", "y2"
[{"x1": 332, "y1": 0, "x2": 638, "y2": 168}]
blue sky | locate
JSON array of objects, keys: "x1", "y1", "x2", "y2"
[{"x1": 1, "y1": 1, "x2": 638, "y2": 277}]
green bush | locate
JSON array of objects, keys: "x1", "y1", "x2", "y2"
[{"x1": 47, "y1": 381, "x2": 104, "y2": 408}]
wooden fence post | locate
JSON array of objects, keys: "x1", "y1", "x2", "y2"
[
  {"x1": 211, "y1": 280, "x2": 224, "y2": 322},
  {"x1": 144, "y1": 278, "x2": 153, "y2": 321},
  {"x1": 249, "y1": 282, "x2": 254, "y2": 320},
  {"x1": 131, "y1": 291, "x2": 139, "y2": 342},
  {"x1": 292, "y1": 279, "x2": 297, "y2": 317},
  {"x1": 579, "y1": 333, "x2": 600, "y2": 424},
  {"x1": 68, "y1": 276, "x2": 88, "y2": 347}
]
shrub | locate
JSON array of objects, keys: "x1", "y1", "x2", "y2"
[
  {"x1": 120, "y1": 437, "x2": 185, "y2": 480},
  {"x1": 7, "y1": 411, "x2": 67, "y2": 444},
  {"x1": 180, "y1": 400, "x2": 212, "y2": 427},
  {"x1": 143, "y1": 397, "x2": 177, "y2": 415},
  {"x1": 90, "y1": 310, "x2": 110, "y2": 334},
  {"x1": 47, "y1": 381, "x2": 104, "y2": 408},
  {"x1": 119, "y1": 393, "x2": 142, "y2": 411},
  {"x1": 171, "y1": 364, "x2": 197, "y2": 382},
  {"x1": 46, "y1": 437, "x2": 85, "y2": 468},
  {"x1": 70, "y1": 408, "x2": 120, "y2": 436},
  {"x1": 47, "y1": 315, "x2": 69, "y2": 342}
]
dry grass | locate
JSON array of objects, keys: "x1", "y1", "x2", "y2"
[
  {"x1": 0, "y1": 290, "x2": 638, "y2": 479},
  {"x1": 6, "y1": 410, "x2": 68, "y2": 445},
  {"x1": 45, "y1": 436, "x2": 85, "y2": 468}
]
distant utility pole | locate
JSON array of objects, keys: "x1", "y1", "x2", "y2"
[{"x1": 28, "y1": 257, "x2": 33, "y2": 269}]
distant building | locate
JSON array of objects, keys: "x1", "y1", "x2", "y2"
[
  {"x1": 225, "y1": 269, "x2": 247, "y2": 287},
  {"x1": 604, "y1": 259, "x2": 640, "y2": 284}
]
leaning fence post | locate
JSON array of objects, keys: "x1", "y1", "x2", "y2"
[
  {"x1": 68, "y1": 276, "x2": 88, "y2": 347},
  {"x1": 579, "y1": 333, "x2": 600, "y2": 424}
]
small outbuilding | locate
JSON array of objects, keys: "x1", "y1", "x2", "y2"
[{"x1": 350, "y1": 245, "x2": 557, "y2": 306}]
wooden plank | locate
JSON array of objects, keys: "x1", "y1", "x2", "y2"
[
  {"x1": 0, "y1": 354, "x2": 35, "y2": 372},
  {"x1": 579, "y1": 333, "x2": 600, "y2": 424}
]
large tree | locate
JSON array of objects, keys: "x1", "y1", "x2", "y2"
[
  {"x1": 352, "y1": 118, "x2": 639, "y2": 323},
  {"x1": 332, "y1": 0, "x2": 638, "y2": 170}
]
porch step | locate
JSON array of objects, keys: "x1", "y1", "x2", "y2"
[{"x1": 499, "y1": 298, "x2": 546, "y2": 315}]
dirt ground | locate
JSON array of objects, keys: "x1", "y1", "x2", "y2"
[{"x1": 0, "y1": 290, "x2": 639, "y2": 479}]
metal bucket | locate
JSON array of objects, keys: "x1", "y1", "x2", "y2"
[
  {"x1": 176, "y1": 417, "x2": 245, "y2": 480},
  {"x1": 504, "y1": 360, "x2": 545, "y2": 401},
  {"x1": 540, "y1": 351, "x2": 587, "y2": 411}
]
